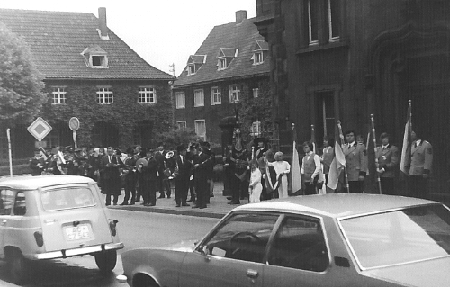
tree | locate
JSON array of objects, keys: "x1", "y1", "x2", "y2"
[
  {"x1": 0, "y1": 23, "x2": 46, "y2": 128},
  {"x1": 154, "y1": 128, "x2": 200, "y2": 150}
]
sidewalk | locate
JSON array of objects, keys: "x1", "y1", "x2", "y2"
[{"x1": 108, "y1": 182, "x2": 245, "y2": 219}]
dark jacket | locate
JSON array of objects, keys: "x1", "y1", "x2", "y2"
[{"x1": 175, "y1": 155, "x2": 192, "y2": 182}]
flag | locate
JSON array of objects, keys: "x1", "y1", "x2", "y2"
[
  {"x1": 291, "y1": 123, "x2": 302, "y2": 193},
  {"x1": 327, "y1": 121, "x2": 346, "y2": 190},
  {"x1": 310, "y1": 124, "x2": 316, "y2": 154},
  {"x1": 400, "y1": 101, "x2": 412, "y2": 175}
]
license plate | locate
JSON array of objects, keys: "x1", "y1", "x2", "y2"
[{"x1": 65, "y1": 225, "x2": 91, "y2": 241}]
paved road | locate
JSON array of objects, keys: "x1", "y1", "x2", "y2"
[{"x1": 0, "y1": 210, "x2": 219, "y2": 287}]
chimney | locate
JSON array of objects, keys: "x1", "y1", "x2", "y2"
[
  {"x1": 236, "y1": 10, "x2": 247, "y2": 23},
  {"x1": 98, "y1": 7, "x2": 108, "y2": 37}
]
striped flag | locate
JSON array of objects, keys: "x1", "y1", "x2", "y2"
[
  {"x1": 327, "y1": 121, "x2": 346, "y2": 190},
  {"x1": 291, "y1": 123, "x2": 302, "y2": 193},
  {"x1": 400, "y1": 100, "x2": 412, "y2": 175}
]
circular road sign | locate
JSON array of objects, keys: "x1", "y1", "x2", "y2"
[{"x1": 68, "y1": 117, "x2": 80, "y2": 131}]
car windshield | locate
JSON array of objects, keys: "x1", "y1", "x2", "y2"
[
  {"x1": 40, "y1": 186, "x2": 96, "y2": 211},
  {"x1": 339, "y1": 204, "x2": 450, "y2": 270}
]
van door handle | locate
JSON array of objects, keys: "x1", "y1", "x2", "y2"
[{"x1": 246, "y1": 269, "x2": 258, "y2": 279}]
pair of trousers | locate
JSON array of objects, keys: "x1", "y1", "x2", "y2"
[
  {"x1": 142, "y1": 179, "x2": 157, "y2": 205},
  {"x1": 408, "y1": 175, "x2": 428, "y2": 199},
  {"x1": 175, "y1": 178, "x2": 189, "y2": 205}
]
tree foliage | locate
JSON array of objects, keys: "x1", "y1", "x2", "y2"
[
  {"x1": 238, "y1": 81, "x2": 275, "y2": 143},
  {"x1": 154, "y1": 128, "x2": 200, "y2": 150},
  {"x1": 0, "y1": 23, "x2": 46, "y2": 127}
]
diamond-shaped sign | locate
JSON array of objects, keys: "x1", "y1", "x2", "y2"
[{"x1": 28, "y1": 117, "x2": 52, "y2": 141}]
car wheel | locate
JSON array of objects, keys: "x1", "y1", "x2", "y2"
[
  {"x1": 7, "y1": 250, "x2": 28, "y2": 284},
  {"x1": 94, "y1": 249, "x2": 117, "y2": 274}
]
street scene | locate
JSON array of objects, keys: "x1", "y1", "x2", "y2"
[{"x1": 0, "y1": 0, "x2": 450, "y2": 286}]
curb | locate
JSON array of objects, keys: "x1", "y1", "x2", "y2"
[{"x1": 109, "y1": 205, "x2": 227, "y2": 219}]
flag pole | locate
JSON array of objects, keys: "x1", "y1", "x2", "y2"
[
  {"x1": 370, "y1": 114, "x2": 383, "y2": 194},
  {"x1": 337, "y1": 121, "x2": 349, "y2": 193},
  {"x1": 6, "y1": 129, "x2": 13, "y2": 177},
  {"x1": 310, "y1": 124, "x2": 316, "y2": 154}
]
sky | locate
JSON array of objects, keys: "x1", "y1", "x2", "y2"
[{"x1": 0, "y1": 0, "x2": 256, "y2": 76}]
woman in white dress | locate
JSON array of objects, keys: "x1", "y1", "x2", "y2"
[
  {"x1": 268, "y1": 151, "x2": 291, "y2": 198},
  {"x1": 249, "y1": 161, "x2": 262, "y2": 203}
]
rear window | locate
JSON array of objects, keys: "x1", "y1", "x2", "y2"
[{"x1": 40, "y1": 186, "x2": 96, "y2": 211}]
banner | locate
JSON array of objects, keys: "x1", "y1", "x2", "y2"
[
  {"x1": 291, "y1": 123, "x2": 302, "y2": 193},
  {"x1": 400, "y1": 101, "x2": 412, "y2": 175}
]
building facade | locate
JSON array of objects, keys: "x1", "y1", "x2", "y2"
[
  {"x1": 255, "y1": 0, "x2": 450, "y2": 194},
  {"x1": 173, "y1": 11, "x2": 271, "y2": 151},
  {"x1": 0, "y1": 8, "x2": 173, "y2": 161}
]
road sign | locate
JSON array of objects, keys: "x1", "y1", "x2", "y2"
[
  {"x1": 69, "y1": 117, "x2": 80, "y2": 131},
  {"x1": 27, "y1": 117, "x2": 52, "y2": 141}
]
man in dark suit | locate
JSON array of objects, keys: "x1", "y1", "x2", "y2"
[
  {"x1": 343, "y1": 130, "x2": 367, "y2": 193},
  {"x1": 121, "y1": 148, "x2": 137, "y2": 205},
  {"x1": 192, "y1": 144, "x2": 211, "y2": 209},
  {"x1": 155, "y1": 143, "x2": 169, "y2": 198},
  {"x1": 30, "y1": 148, "x2": 46, "y2": 175},
  {"x1": 141, "y1": 148, "x2": 158, "y2": 206},
  {"x1": 174, "y1": 144, "x2": 192, "y2": 207},
  {"x1": 375, "y1": 132, "x2": 399, "y2": 195},
  {"x1": 100, "y1": 147, "x2": 123, "y2": 206}
]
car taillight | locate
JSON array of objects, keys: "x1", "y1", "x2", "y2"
[
  {"x1": 34, "y1": 231, "x2": 44, "y2": 247},
  {"x1": 109, "y1": 219, "x2": 118, "y2": 237}
]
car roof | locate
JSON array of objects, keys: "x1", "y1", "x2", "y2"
[
  {"x1": 0, "y1": 175, "x2": 94, "y2": 190},
  {"x1": 233, "y1": 194, "x2": 435, "y2": 219}
]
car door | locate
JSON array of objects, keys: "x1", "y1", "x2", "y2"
[
  {"x1": 180, "y1": 212, "x2": 280, "y2": 287},
  {"x1": 0, "y1": 188, "x2": 15, "y2": 259},
  {"x1": 263, "y1": 214, "x2": 334, "y2": 287}
]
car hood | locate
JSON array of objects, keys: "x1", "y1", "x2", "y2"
[{"x1": 363, "y1": 256, "x2": 450, "y2": 287}]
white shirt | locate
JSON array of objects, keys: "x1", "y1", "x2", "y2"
[{"x1": 301, "y1": 151, "x2": 321, "y2": 178}]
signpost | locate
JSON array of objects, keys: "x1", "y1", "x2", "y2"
[
  {"x1": 6, "y1": 129, "x2": 13, "y2": 177},
  {"x1": 68, "y1": 117, "x2": 80, "y2": 148}
]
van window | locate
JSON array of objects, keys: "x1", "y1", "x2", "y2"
[
  {"x1": 40, "y1": 187, "x2": 96, "y2": 211},
  {"x1": 0, "y1": 189, "x2": 14, "y2": 215},
  {"x1": 13, "y1": 192, "x2": 26, "y2": 216}
]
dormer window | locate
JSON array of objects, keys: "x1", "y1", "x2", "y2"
[
  {"x1": 251, "y1": 40, "x2": 268, "y2": 65},
  {"x1": 217, "y1": 48, "x2": 238, "y2": 70},
  {"x1": 186, "y1": 55, "x2": 206, "y2": 76},
  {"x1": 81, "y1": 46, "x2": 109, "y2": 68}
]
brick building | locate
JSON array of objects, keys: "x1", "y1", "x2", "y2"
[
  {"x1": 255, "y1": 0, "x2": 450, "y2": 194},
  {"x1": 173, "y1": 11, "x2": 270, "y2": 151},
  {"x1": 0, "y1": 7, "x2": 173, "y2": 161}
]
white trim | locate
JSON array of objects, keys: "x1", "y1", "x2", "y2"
[
  {"x1": 138, "y1": 86, "x2": 157, "y2": 104},
  {"x1": 327, "y1": 0, "x2": 340, "y2": 41},
  {"x1": 308, "y1": 0, "x2": 319, "y2": 45},
  {"x1": 229, "y1": 85, "x2": 240, "y2": 103},
  {"x1": 51, "y1": 86, "x2": 67, "y2": 104},
  {"x1": 176, "y1": 121, "x2": 187, "y2": 130},
  {"x1": 194, "y1": 120, "x2": 206, "y2": 140},
  {"x1": 211, "y1": 86, "x2": 221, "y2": 105},
  {"x1": 96, "y1": 86, "x2": 113, "y2": 104}
]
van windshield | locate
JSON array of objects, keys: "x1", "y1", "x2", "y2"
[{"x1": 40, "y1": 186, "x2": 96, "y2": 211}]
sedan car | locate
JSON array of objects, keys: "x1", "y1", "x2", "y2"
[
  {"x1": 118, "y1": 194, "x2": 450, "y2": 287},
  {"x1": 0, "y1": 175, "x2": 123, "y2": 284}
]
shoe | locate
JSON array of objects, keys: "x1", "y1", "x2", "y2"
[
  {"x1": 120, "y1": 202, "x2": 128, "y2": 206},
  {"x1": 182, "y1": 203, "x2": 190, "y2": 206},
  {"x1": 167, "y1": 196, "x2": 171, "y2": 199},
  {"x1": 144, "y1": 203, "x2": 150, "y2": 206},
  {"x1": 192, "y1": 205, "x2": 200, "y2": 209},
  {"x1": 210, "y1": 194, "x2": 214, "y2": 197},
  {"x1": 113, "y1": 202, "x2": 117, "y2": 206},
  {"x1": 158, "y1": 196, "x2": 165, "y2": 199},
  {"x1": 228, "y1": 201, "x2": 240, "y2": 205},
  {"x1": 149, "y1": 203, "x2": 156, "y2": 206},
  {"x1": 200, "y1": 206, "x2": 207, "y2": 209},
  {"x1": 105, "y1": 203, "x2": 111, "y2": 206},
  {"x1": 175, "y1": 204, "x2": 181, "y2": 207},
  {"x1": 186, "y1": 198, "x2": 194, "y2": 202},
  {"x1": 226, "y1": 196, "x2": 232, "y2": 200},
  {"x1": 130, "y1": 201, "x2": 135, "y2": 205}
]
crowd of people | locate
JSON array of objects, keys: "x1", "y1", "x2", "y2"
[{"x1": 29, "y1": 128, "x2": 433, "y2": 208}]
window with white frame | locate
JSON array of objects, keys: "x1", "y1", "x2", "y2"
[
  {"x1": 91, "y1": 55, "x2": 108, "y2": 68},
  {"x1": 194, "y1": 89, "x2": 204, "y2": 107},
  {"x1": 229, "y1": 85, "x2": 240, "y2": 103},
  {"x1": 328, "y1": 0, "x2": 340, "y2": 41},
  {"x1": 188, "y1": 65, "x2": 196, "y2": 76},
  {"x1": 194, "y1": 120, "x2": 206, "y2": 140},
  {"x1": 96, "y1": 86, "x2": 113, "y2": 104},
  {"x1": 308, "y1": 0, "x2": 319, "y2": 45},
  {"x1": 218, "y1": 58, "x2": 228, "y2": 70},
  {"x1": 177, "y1": 121, "x2": 187, "y2": 130},
  {"x1": 253, "y1": 51, "x2": 264, "y2": 65},
  {"x1": 51, "y1": 87, "x2": 67, "y2": 104},
  {"x1": 253, "y1": 88, "x2": 259, "y2": 98},
  {"x1": 138, "y1": 86, "x2": 157, "y2": 104},
  {"x1": 211, "y1": 87, "x2": 221, "y2": 105},
  {"x1": 175, "y1": 92, "x2": 185, "y2": 109}
]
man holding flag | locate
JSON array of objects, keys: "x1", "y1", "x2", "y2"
[{"x1": 327, "y1": 121, "x2": 346, "y2": 192}]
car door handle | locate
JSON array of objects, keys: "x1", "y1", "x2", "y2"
[{"x1": 246, "y1": 269, "x2": 258, "y2": 279}]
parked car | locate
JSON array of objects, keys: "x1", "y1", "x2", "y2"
[
  {"x1": 118, "y1": 194, "x2": 450, "y2": 287},
  {"x1": 0, "y1": 175, "x2": 123, "y2": 284}
]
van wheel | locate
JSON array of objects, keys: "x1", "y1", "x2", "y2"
[
  {"x1": 94, "y1": 250, "x2": 117, "y2": 274},
  {"x1": 6, "y1": 251, "x2": 27, "y2": 284}
]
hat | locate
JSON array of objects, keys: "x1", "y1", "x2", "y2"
[
  {"x1": 165, "y1": 151, "x2": 175, "y2": 159},
  {"x1": 126, "y1": 147, "x2": 134, "y2": 155},
  {"x1": 115, "y1": 148, "x2": 122, "y2": 156},
  {"x1": 139, "y1": 150, "x2": 147, "y2": 158},
  {"x1": 65, "y1": 146, "x2": 74, "y2": 153}
]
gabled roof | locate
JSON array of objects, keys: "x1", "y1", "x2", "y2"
[
  {"x1": 0, "y1": 8, "x2": 173, "y2": 80},
  {"x1": 174, "y1": 17, "x2": 270, "y2": 87},
  {"x1": 188, "y1": 55, "x2": 207, "y2": 64},
  {"x1": 254, "y1": 40, "x2": 269, "y2": 51}
]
